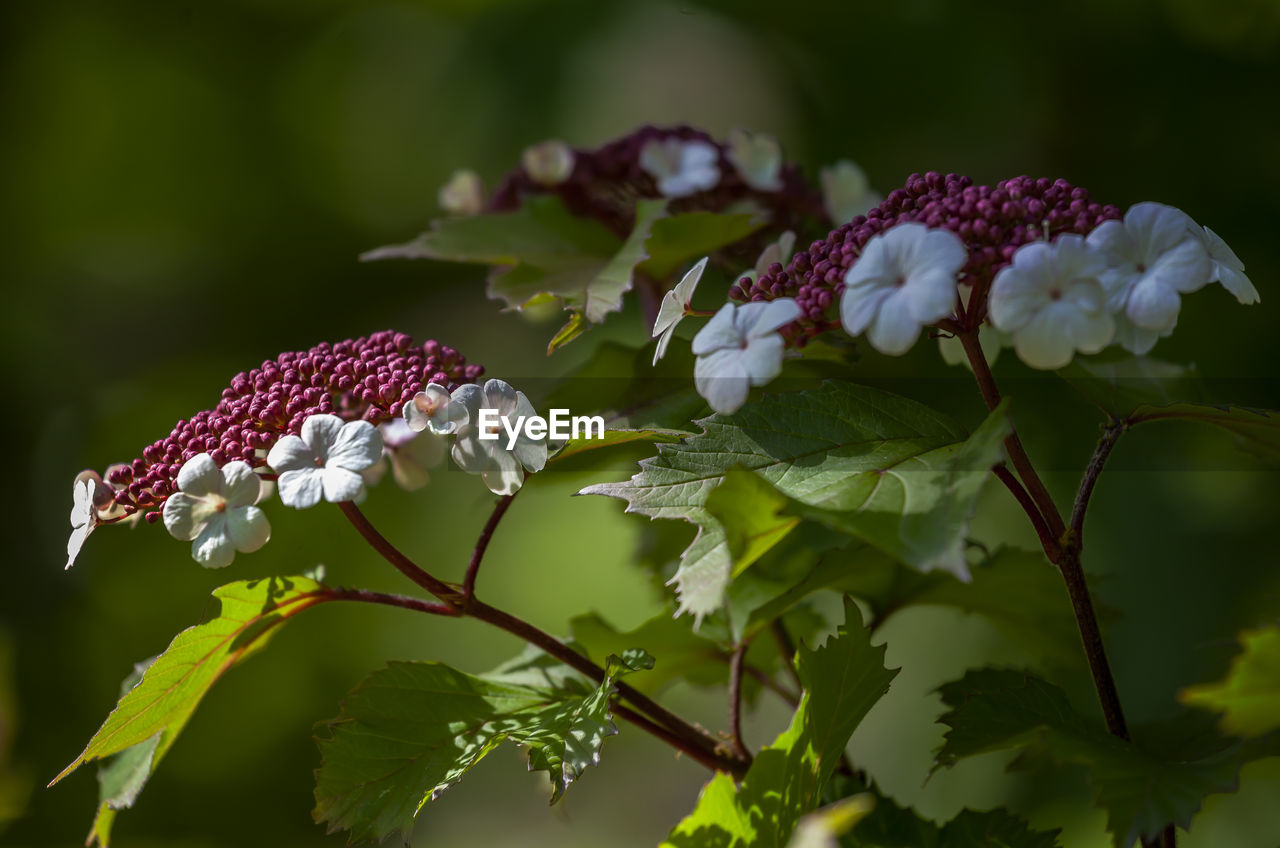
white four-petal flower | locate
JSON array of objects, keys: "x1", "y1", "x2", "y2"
[
  {"x1": 988, "y1": 235, "x2": 1114, "y2": 370},
  {"x1": 652, "y1": 257, "x2": 709, "y2": 365},
  {"x1": 1087, "y1": 202, "x2": 1211, "y2": 337},
  {"x1": 692, "y1": 299, "x2": 802, "y2": 415},
  {"x1": 379, "y1": 418, "x2": 446, "y2": 491},
  {"x1": 162, "y1": 454, "x2": 271, "y2": 568},
  {"x1": 639, "y1": 138, "x2": 720, "y2": 198},
  {"x1": 1201, "y1": 226, "x2": 1260, "y2": 305},
  {"x1": 726, "y1": 129, "x2": 782, "y2": 192},
  {"x1": 839, "y1": 223, "x2": 965, "y2": 355},
  {"x1": 66, "y1": 476, "x2": 98, "y2": 570},
  {"x1": 404, "y1": 382, "x2": 466, "y2": 435},
  {"x1": 522, "y1": 139, "x2": 575, "y2": 187},
  {"x1": 450, "y1": 379, "x2": 548, "y2": 495},
  {"x1": 267, "y1": 414, "x2": 384, "y2": 508},
  {"x1": 438, "y1": 169, "x2": 485, "y2": 216},
  {"x1": 820, "y1": 159, "x2": 881, "y2": 223}
]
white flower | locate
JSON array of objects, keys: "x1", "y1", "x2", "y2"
[
  {"x1": 66, "y1": 476, "x2": 98, "y2": 570},
  {"x1": 740, "y1": 231, "x2": 797, "y2": 285},
  {"x1": 267, "y1": 414, "x2": 384, "y2": 508},
  {"x1": 451, "y1": 379, "x2": 548, "y2": 495},
  {"x1": 820, "y1": 160, "x2": 881, "y2": 223},
  {"x1": 404, "y1": 382, "x2": 465, "y2": 435},
  {"x1": 938, "y1": 325, "x2": 1008, "y2": 370},
  {"x1": 692, "y1": 299, "x2": 802, "y2": 415},
  {"x1": 522, "y1": 139, "x2": 575, "y2": 187},
  {"x1": 639, "y1": 138, "x2": 720, "y2": 198},
  {"x1": 379, "y1": 418, "x2": 445, "y2": 491},
  {"x1": 1087, "y1": 202, "x2": 1211, "y2": 335},
  {"x1": 161, "y1": 455, "x2": 270, "y2": 569},
  {"x1": 726, "y1": 129, "x2": 782, "y2": 191},
  {"x1": 988, "y1": 235, "x2": 1115, "y2": 370},
  {"x1": 438, "y1": 169, "x2": 485, "y2": 216},
  {"x1": 1110, "y1": 311, "x2": 1171, "y2": 356},
  {"x1": 1201, "y1": 226, "x2": 1260, "y2": 305},
  {"x1": 839, "y1": 223, "x2": 965, "y2": 355},
  {"x1": 652, "y1": 257, "x2": 709, "y2": 365}
]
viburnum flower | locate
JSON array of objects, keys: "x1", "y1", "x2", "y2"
[
  {"x1": 839, "y1": 223, "x2": 966, "y2": 355},
  {"x1": 988, "y1": 235, "x2": 1114, "y2": 369},
  {"x1": 639, "y1": 137, "x2": 720, "y2": 198},
  {"x1": 267, "y1": 414, "x2": 385, "y2": 508},
  {"x1": 726, "y1": 129, "x2": 782, "y2": 192},
  {"x1": 161, "y1": 455, "x2": 270, "y2": 568},
  {"x1": 439, "y1": 169, "x2": 485, "y2": 216},
  {"x1": 66, "y1": 476, "x2": 98, "y2": 570},
  {"x1": 652, "y1": 257, "x2": 709, "y2": 365},
  {"x1": 521, "y1": 139, "x2": 575, "y2": 187},
  {"x1": 820, "y1": 159, "x2": 881, "y2": 225},
  {"x1": 404, "y1": 382, "x2": 465, "y2": 435},
  {"x1": 1087, "y1": 202, "x2": 1211, "y2": 338},
  {"x1": 451, "y1": 379, "x2": 548, "y2": 495},
  {"x1": 1201, "y1": 226, "x2": 1260, "y2": 305},
  {"x1": 379, "y1": 418, "x2": 446, "y2": 491},
  {"x1": 692, "y1": 299, "x2": 802, "y2": 414},
  {"x1": 740, "y1": 231, "x2": 797, "y2": 285}
]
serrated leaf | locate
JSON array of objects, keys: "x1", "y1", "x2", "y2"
[
  {"x1": 847, "y1": 793, "x2": 1062, "y2": 848},
  {"x1": 313, "y1": 650, "x2": 651, "y2": 843},
  {"x1": 934, "y1": 668, "x2": 1276, "y2": 847},
  {"x1": 663, "y1": 599, "x2": 898, "y2": 848},
  {"x1": 87, "y1": 658, "x2": 160, "y2": 847},
  {"x1": 1127, "y1": 402, "x2": 1280, "y2": 463},
  {"x1": 582, "y1": 382, "x2": 995, "y2": 621},
  {"x1": 1181, "y1": 625, "x2": 1280, "y2": 737},
  {"x1": 552, "y1": 427, "x2": 690, "y2": 462},
  {"x1": 638, "y1": 210, "x2": 767, "y2": 280},
  {"x1": 706, "y1": 468, "x2": 802, "y2": 576}
]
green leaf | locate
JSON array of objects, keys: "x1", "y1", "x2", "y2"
[
  {"x1": 934, "y1": 668, "x2": 1274, "y2": 847},
  {"x1": 53, "y1": 575, "x2": 333, "y2": 845},
  {"x1": 1057, "y1": 352, "x2": 1204, "y2": 419},
  {"x1": 706, "y1": 468, "x2": 801, "y2": 577},
  {"x1": 1181, "y1": 625, "x2": 1280, "y2": 737},
  {"x1": 787, "y1": 794, "x2": 876, "y2": 848},
  {"x1": 847, "y1": 793, "x2": 1062, "y2": 848},
  {"x1": 313, "y1": 650, "x2": 651, "y2": 843},
  {"x1": 54, "y1": 575, "x2": 329, "y2": 784},
  {"x1": 662, "y1": 599, "x2": 898, "y2": 848},
  {"x1": 552, "y1": 427, "x2": 690, "y2": 462},
  {"x1": 582, "y1": 382, "x2": 996, "y2": 621},
  {"x1": 1126, "y1": 402, "x2": 1280, "y2": 463},
  {"x1": 638, "y1": 210, "x2": 767, "y2": 280}
]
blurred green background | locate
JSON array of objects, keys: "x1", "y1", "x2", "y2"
[{"x1": 3, "y1": 0, "x2": 1280, "y2": 845}]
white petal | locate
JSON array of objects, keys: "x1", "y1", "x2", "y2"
[
  {"x1": 742, "y1": 333, "x2": 787, "y2": 386},
  {"x1": 652, "y1": 290, "x2": 685, "y2": 337},
  {"x1": 1148, "y1": 238, "x2": 1211, "y2": 295},
  {"x1": 481, "y1": 450, "x2": 525, "y2": 496},
  {"x1": 1126, "y1": 277, "x2": 1181, "y2": 332},
  {"x1": 277, "y1": 467, "x2": 325, "y2": 509},
  {"x1": 219, "y1": 461, "x2": 262, "y2": 508},
  {"x1": 162, "y1": 492, "x2": 219, "y2": 541},
  {"x1": 176, "y1": 453, "x2": 220, "y2": 496},
  {"x1": 670, "y1": 257, "x2": 708, "y2": 309},
  {"x1": 691, "y1": 303, "x2": 741, "y2": 355},
  {"x1": 66, "y1": 524, "x2": 91, "y2": 570},
  {"x1": 866, "y1": 291, "x2": 922, "y2": 355},
  {"x1": 267, "y1": 435, "x2": 316, "y2": 474},
  {"x1": 1013, "y1": 307, "x2": 1078, "y2": 370},
  {"x1": 739, "y1": 298, "x2": 802, "y2": 338},
  {"x1": 910, "y1": 227, "x2": 968, "y2": 278},
  {"x1": 840, "y1": 285, "x2": 892, "y2": 336},
  {"x1": 1112, "y1": 313, "x2": 1165, "y2": 355},
  {"x1": 521, "y1": 139, "x2": 575, "y2": 186},
  {"x1": 902, "y1": 266, "x2": 958, "y2": 323},
  {"x1": 438, "y1": 169, "x2": 484, "y2": 216},
  {"x1": 989, "y1": 266, "x2": 1045, "y2": 331},
  {"x1": 226, "y1": 506, "x2": 270, "y2": 553},
  {"x1": 191, "y1": 517, "x2": 234, "y2": 568},
  {"x1": 1218, "y1": 264, "x2": 1260, "y2": 305},
  {"x1": 322, "y1": 466, "x2": 366, "y2": 503},
  {"x1": 300, "y1": 414, "x2": 345, "y2": 461},
  {"x1": 821, "y1": 159, "x2": 880, "y2": 223},
  {"x1": 403, "y1": 395, "x2": 431, "y2": 432},
  {"x1": 726, "y1": 129, "x2": 782, "y2": 192},
  {"x1": 652, "y1": 325, "x2": 677, "y2": 366},
  {"x1": 483, "y1": 379, "x2": 519, "y2": 417},
  {"x1": 694, "y1": 349, "x2": 751, "y2": 414},
  {"x1": 452, "y1": 434, "x2": 493, "y2": 474},
  {"x1": 1126, "y1": 202, "x2": 1198, "y2": 257},
  {"x1": 327, "y1": 420, "x2": 383, "y2": 472}
]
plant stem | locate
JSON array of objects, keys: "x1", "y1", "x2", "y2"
[
  {"x1": 728, "y1": 640, "x2": 751, "y2": 761},
  {"x1": 337, "y1": 502, "x2": 749, "y2": 778},
  {"x1": 992, "y1": 463, "x2": 1060, "y2": 560},
  {"x1": 771, "y1": 619, "x2": 803, "y2": 694},
  {"x1": 463, "y1": 492, "x2": 517, "y2": 597},
  {"x1": 1070, "y1": 421, "x2": 1125, "y2": 549},
  {"x1": 612, "y1": 704, "x2": 729, "y2": 774},
  {"x1": 327, "y1": 587, "x2": 461, "y2": 617},
  {"x1": 959, "y1": 330, "x2": 1066, "y2": 540}
]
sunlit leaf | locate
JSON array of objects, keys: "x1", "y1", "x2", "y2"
[
  {"x1": 639, "y1": 210, "x2": 767, "y2": 280},
  {"x1": 1181, "y1": 625, "x2": 1280, "y2": 737}
]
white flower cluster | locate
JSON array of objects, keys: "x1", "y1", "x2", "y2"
[
  {"x1": 660, "y1": 202, "x2": 1256, "y2": 415},
  {"x1": 68, "y1": 379, "x2": 544, "y2": 569}
]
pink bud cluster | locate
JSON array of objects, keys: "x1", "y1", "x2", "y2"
[
  {"x1": 487, "y1": 125, "x2": 825, "y2": 238},
  {"x1": 101, "y1": 330, "x2": 483, "y2": 522},
  {"x1": 729, "y1": 172, "x2": 1122, "y2": 344}
]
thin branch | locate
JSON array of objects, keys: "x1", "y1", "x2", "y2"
[
  {"x1": 728, "y1": 641, "x2": 751, "y2": 761},
  {"x1": 612, "y1": 704, "x2": 730, "y2": 775},
  {"x1": 771, "y1": 620, "x2": 803, "y2": 693},
  {"x1": 337, "y1": 502, "x2": 462, "y2": 604},
  {"x1": 743, "y1": 663, "x2": 799, "y2": 707},
  {"x1": 463, "y1": 492, "x2": 518, "y2": 597},
  {"x1": 1070, "y1": 421, "x2": 1125, "y2": 548},
  {"x1": 327, "y1": 587, "x2": 461, "y2": 617},
  {"x1": 992, "y1": 463, "x2": 1060, "y2": 560}
]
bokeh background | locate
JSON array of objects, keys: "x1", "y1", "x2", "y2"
[{"x1": 3, "y1": 0, "x2": 1279, "y2": 846}]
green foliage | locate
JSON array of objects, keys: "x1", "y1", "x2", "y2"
[
  {"x1": 845, "y1": 793, "x2": 1062, "y2": 848},
  {"x1": 584, "y1": 382, "x2": 1006, "y2": 621},
  {"x1": 935, "y1": 668, "x2": 1277, "y2": 847},
  {"x1": 1127, "y1": 403, "x2": 1280, "y2": 463},
  {"x1": 313, "y1": 649, "x2": 652, "y2": 843},
  {"x1": 636, "y1": 209, "x2": 765, "y2": 280},
  {"x1": 662, "y1": 599, "x2": 898, "y2": 847},
  {"x1": 54, "y1": 575, "x2": 331, "y2": 846},
  {"x1": 1181, "y1": 625, "x2": 1280, "y2": 737}
]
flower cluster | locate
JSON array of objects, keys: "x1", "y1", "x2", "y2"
[
  {"x1": 90, "y1": 330, "x2": 483, "y2": 527},
  {"x1": 480, "y1": 125, "x2": 826, "y2": 238}
]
